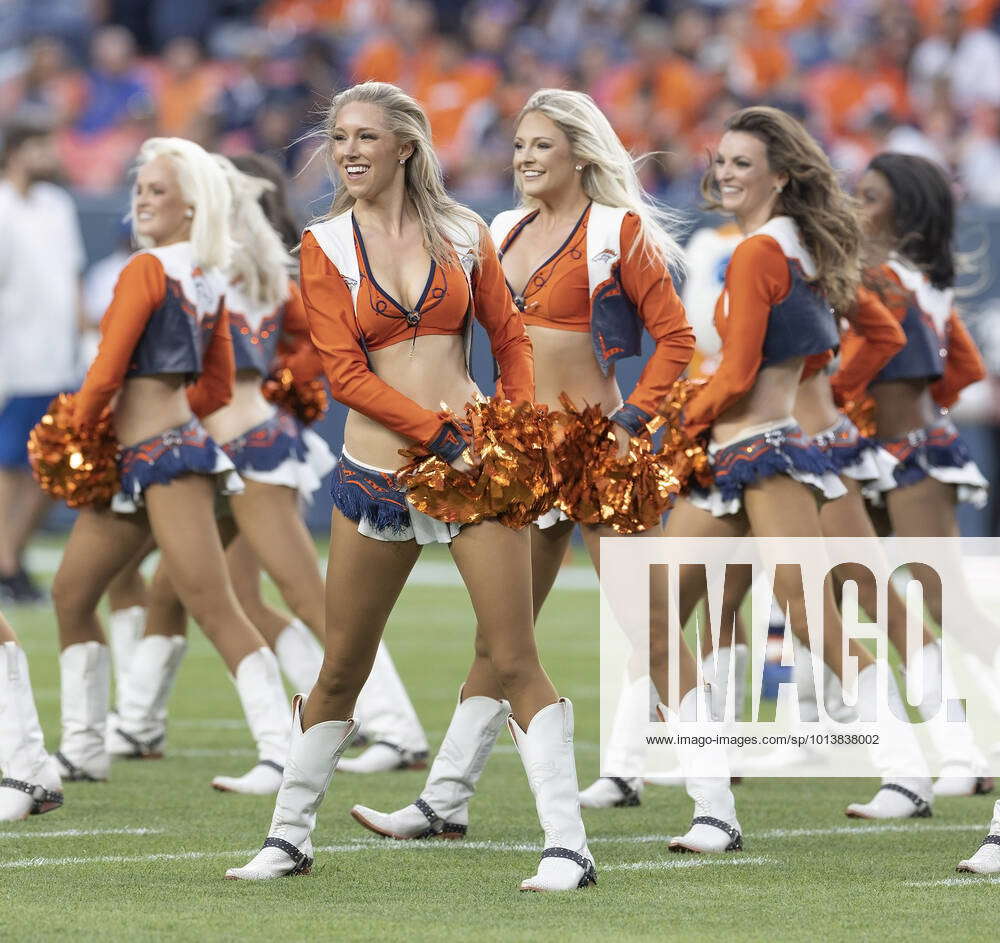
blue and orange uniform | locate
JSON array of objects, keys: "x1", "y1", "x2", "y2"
[
  {"x1": 682, "y1": 216, "x2": 846, "y2": 516},
  {"x1": 73, "y1": 242, "x2": 240, "y2": 512},
  {"x1": 217, "y1": 278, "x2": 335, "y2": 502},
  {"x1": 863, "y1": 258, "x2": 988, "y2": 506},
  {"x1": 299, "y1": 212, "x2": 533, "y2": 543}
]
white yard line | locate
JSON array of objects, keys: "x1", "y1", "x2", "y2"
[
  {"x1": 756, "y1": 823, "x2": 985, "y2": 839},
  {"x1": 903, "y1": 875, "x2": 1000, "y2": 888},
  {"x1": 603, "y1": 855, "x2": 774, "y2": 872},
  {"x1": 0, "y1": 827, "x2": 163, "y2": 840}
]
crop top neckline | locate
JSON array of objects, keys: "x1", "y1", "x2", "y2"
[
  {"x1": 498, "y1": 202, "x2": 592, "y2": 312},
  {"x1": 352, "y1": 213, "x2": 438, "y2": 325}
]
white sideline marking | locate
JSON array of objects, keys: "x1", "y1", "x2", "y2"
[
  {"x1": 757, "y1": 823, "x2": 985, "y2": 839},
  {"x1": 904, "y1": 875, "x2": 1000, "y2": 888},
  {"x1": 0, "y1": 827, "x2": 163, "y2": 840},
  {"x1": 604, "y1": 855, "x2": 774, "y2": 872}
]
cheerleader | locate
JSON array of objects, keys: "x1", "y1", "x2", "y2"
[
  {"x1": 0, "y1": 610, "x2": 63, "y2": 820},
  {"x1": 48, "y1": 138, "x2": 291, "y2": 790},
  {"x1": 350, "y1": 87, "x2": 697, "y2": 835},
  {"x1": 226, "y1": 81, "x2": 594, "y2": 891},
  {"x1": 112, "y1": 157, "x2": 428, "y2": 778},
  {"x1": 663, "y1": 107, "x2": 933, "y2": 827}
]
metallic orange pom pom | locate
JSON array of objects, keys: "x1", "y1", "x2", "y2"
[
  {"x1": 843, "y1": 395, "x2": 877, "y2": 439},
  {"x1": 551, "y1": 395, "x2": 681, "y2": 534},
  {"x1": 27, "y1": 393, "x2": 119, "y2": 508},
  {"x1": 397, "y1": 397, "x2": 556, "y2": 530},
  {"x1": 655, "y1": 378, "x2": 714, "y2": 492},
  {"x1": 261, "y1": 364, "x2": 329, "y2": 426}
]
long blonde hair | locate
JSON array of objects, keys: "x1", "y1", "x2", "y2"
[
  {"x1": 514, "y1": 89, "x2": 686, "y2": 275},
  {"x1": 132, "y1": 137, "x2": 232, "y2": 271},
  {"x1": 215, "y1": 155, "x2": 292, "y2": 308},
  {"x1": 700, "y1": 106, "x2": 861, "y2": 314},
  {"x1": 314, "y1": 81, "x2": 482, "y2": 264}
]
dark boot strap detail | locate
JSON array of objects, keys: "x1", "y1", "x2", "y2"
[
  {"x1": 879, "y1": 783, "x2": 932, "y2": 817},
  {"x1": 691, "y1": 816, "x2": 743, "y2": 851},
  {"x1": 609, "y1": 777, "x2": 641, "y2": 807},
  {"x1": 980, "y1": 835, "x2": 1000, "y2": 849},
  {"x1": 54, "y1": 751, "x2": 98, "y2": 782},
  {"x1": 414, "y1": 797, "x2": 467, "y2": 837},
  {"x1": 115, "y1": 728, "x2": 164, "y2": 757},
  {"x1": 259, "y1": 760, "x2": 284, "y2": 775},
  {"x1": 0, "y1": 778, "x2": 65, "y2": 814},
  {"x1": 262, "y1": 837, "x2": 312, "y2": 874},
  {"x1": 539, "y1": 847, "x2": 597, "y2": 887}
]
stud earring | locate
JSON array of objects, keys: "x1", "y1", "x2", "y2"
[
  {"x1": 184, "y1": 208, "x2": 194, "y2": 218},
  {"x1": 399, "y1": 158, "x2": 406, "y2": 165},
  {"x1": 775, "y1": 185, "x2": 784, "y2": 194},
  {"x1": 575, "y1": 164, "x2": 583, "y2": 171}
]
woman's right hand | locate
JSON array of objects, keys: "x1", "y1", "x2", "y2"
[{"x1": 449, "y1": 444, "x2": 480, "y2": 475}]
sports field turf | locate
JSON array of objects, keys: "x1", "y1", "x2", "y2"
[{"x1": 2, "y1": 537, "x2": 997, "y2": 942}]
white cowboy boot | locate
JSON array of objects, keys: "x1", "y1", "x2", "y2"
[
  {"x1": 340, "y1": 641, "x2": 429, "y2": 773},
  {"x1": 56, "y1": 641, "x2": 110, "y2": 782},
  {"x1": 510, "y1": 698, "x2": 596, "y2": 891},
  {"x1": 906, "y1": 642, "x2": 992, "y2": 797},
  {"x1": 660, "y1": 689, "x2": 743, "y2": 853},
  {"x1": 273, "y1": 619, "x2": 322, "y2": 692},
  {"x1": 108, "y1": 634, "x2": 187, "y2": 758},
  {"x1": 580, "y1": 676, "x2": 647, "y2": 808},
  {"x1": 703, "y1": 643, "x2": 749, "y2": 724},
  {"x1": 108, "y1": 605, "x2": 145, "y2": 716},
  {"x1": 956, "y1": 801, "x2": 1000, "y2": 873},
  {"x1": 212, "y1": 648, "x2": 291, "y2": 795},
  {"x1": 226, "y1": 694, "x2": 356, "y2": 879},
  {"x1": 0, "y1": 642, "x2": 63, "y2": 820},
  {"x1": 351, "y1": 686, "x2": 507, "y2": 838},
  {"x1": 845, "y1": 664, "x2": 934, "y2": 819}
]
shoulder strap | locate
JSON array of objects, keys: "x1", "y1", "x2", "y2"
[
  {"x1": 304, "y1": 211, "x2": 361, "y2": 309},
  {"x1": 489, "y1": 208, "x2": 534, "y2": 255},
  {"x1": 586, "y1": 203, "x2": 629, "y2": 295}
]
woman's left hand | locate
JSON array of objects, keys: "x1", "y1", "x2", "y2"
[{"x1": 610, "y1": 422, "x2": 632, "y2": 459}]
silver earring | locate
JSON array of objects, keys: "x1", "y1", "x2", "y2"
[
  {"x1": 399, "y1": 158, "x2": 406, "y2": 165},
  {"x1": 575, "y1": 164, "x2": 583, "y2": 171},
  {"x1": 775, "y1": 185, "x2": 784, "y2": 194},
  {"x1": 184, "y1": 208, "x2": 194, "y2": 218}
]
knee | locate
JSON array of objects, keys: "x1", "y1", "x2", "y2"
[{"x1": 51, "y1": 568, "x2": 99, "y2": 624}]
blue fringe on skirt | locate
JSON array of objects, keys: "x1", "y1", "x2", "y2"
[{"x1": 330, "y1": 453, "x2": 411, "y2": 535}]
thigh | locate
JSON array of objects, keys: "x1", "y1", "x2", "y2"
[
  {"x1": 743, "y1": 475, "x2": 825, "y2": 537},
  {"x1": 529, "y1": 519, "x2": 575, "y2": 620},
  {"x1": 886, "y1": 477, "x2": 960, "y2": 538},
  {"x1": 143, "y1": 476, "x2": 235, "y2": 605},
  {"x1": 54, "y1": 505, "x2": 151, "y2": 613},
  {"x1": 450, "y1": 519, "x2": 534, "y2": 658},
  {"x1": 819, "y1": 478, "x2": 879, "y2": 539},
  {"x1": 224, "y1": 532, "x2": 265, "y2": 604},
  {"x1": 322, "y1": 508, "x2": 422, "y2": 669},
  {"x1": 230, "y1": 482, "x2": 324, "y2": 592}
]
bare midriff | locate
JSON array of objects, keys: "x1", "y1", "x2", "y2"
[
  {"x1": 528, "y1": 324, "x2": 622, "y2": 415},
  {"x1": 202, "y1": 370, "x2": 275, "y2": 445},
  {"x1": 711, "y1": 357, "x2": 806, "y2": 444},
  {"x1": 871, "y1": 379, "x2": 939, "y2": 440},
  {"x1": 794, "y1": 369, "x2": 841, "y2": 437},
  {"x1": 114, "y1": 375, "x2": 193, "y2": 447},
  {"x1": 346, "y1": 334, "x2": 481, "y2": 470}
]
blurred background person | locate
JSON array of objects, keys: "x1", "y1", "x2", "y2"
[{"x1": 0, "y1": 116, "x2": 85, "y2": 604}]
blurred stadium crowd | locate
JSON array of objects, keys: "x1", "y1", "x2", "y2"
[{"x1": 2, "y1": 0, "x2": 999, "y2": 213}]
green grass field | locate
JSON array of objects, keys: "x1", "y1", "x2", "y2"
[{"x1": 2, "y1": 537, "x2": 997, "y2": 942}]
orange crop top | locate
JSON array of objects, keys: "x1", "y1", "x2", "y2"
[
  {"x1": 684, "y1": 234, "x2": 795, "y2": 436},
  {"x1": 300, "y1": 226, "x2": 533, "y2": 456},
  {"x1": 73, "y1": 252, "x2": 234, "y2": 432},
  {"x1": 498, "y1": 207, "x2": 693, "y2": 428},
  {"x1": 498, "y1": 204, "x2": 591, "y2": 332}
]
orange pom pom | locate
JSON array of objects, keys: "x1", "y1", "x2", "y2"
[
  {"x1": 261, "y1": 365, "x2": 329, "y2": 426},
  {"x1": 655, "y1": 378, "x2": 714, "y2": 492},
  {"x1": 397, "y1": 397, "x2": 556, "y2": 529},
  {"x1": 843, "y1": 395, "x2": 877, "y2": 439},
  {"x1": 27, "y1": 394, "x2": 119, "y2": 508},
  {"x1": 551, "y1": 395, "x2": 681, "y2": 534}
]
